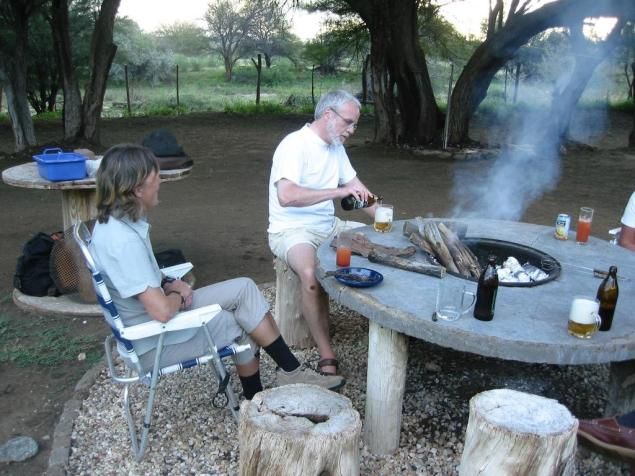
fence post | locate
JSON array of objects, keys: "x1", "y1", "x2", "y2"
[
  {"x1": 176, "y1": 64, "x2": 180, "y2": 113},
  {"x1": 311, "y1": 65, "x2": 315, "y2": 106},
  {"x1": 124, "y1": 65, "x2": 131, "y2": 115},
  {"x1": 443, "y1": 63, "x2": 454, "y2": 150}
]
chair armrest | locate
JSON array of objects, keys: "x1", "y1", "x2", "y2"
[
  {"x1": 609, "y1": 227, "x2": 622, "y2": 236},
  {"x1": 119, "y1": 304, "x2": 222, "y2": 341}
]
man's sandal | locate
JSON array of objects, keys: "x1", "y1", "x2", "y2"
[{"x1": 317, "y1": 358, "x2": 339, "y2": 376}]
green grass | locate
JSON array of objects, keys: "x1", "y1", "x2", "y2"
[{"x1": 0, "y1": 315, "x2": 102, "y2": 367}]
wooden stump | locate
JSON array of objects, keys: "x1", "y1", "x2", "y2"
[
  {"x1": 239, "y1": 384, "x2": 361, "y2": 476},
  {"x1": 273, "y1": 258, "x2": 314, "y2": 348},
  {"x1": 459, "y1": 389, "x2": 578, "y2": 476}
]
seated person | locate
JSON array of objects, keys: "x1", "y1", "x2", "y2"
[
  {"x1": 618, "y1": 191, "x2": 635, "y2": 251},
  {"x1": 91, "y1": 144, "x2": 344, "y2": 399},
  {"x1": 577, "y1": 191, "x2": 635, "y2": 457},
  {"x1": 578, "y1": 411, "x2": 635, "y2": 459}
]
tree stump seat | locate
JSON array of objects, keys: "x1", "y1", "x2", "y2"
[
  {"x1": 239, "y1": 384, "x2": 362, "y2": 475},
  {"x1": 459, "y1": 388, "x2": 578, "y2": 476},
  {"x1": 273, "y1": 257, "x2": 315, "y2": 348}
]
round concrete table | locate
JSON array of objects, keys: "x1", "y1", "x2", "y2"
[
  {"x1": 2, "y1": 162, "x2": 192, "y2": 230},
  {"x1": 316, "y1": 218, "x2": 635, "y2": 454}
]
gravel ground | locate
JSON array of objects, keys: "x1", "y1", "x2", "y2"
[{"x1": 68, "y1": 285, "x2": 631, "y2": 475}]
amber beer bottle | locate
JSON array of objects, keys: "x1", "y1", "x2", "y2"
[
  {"x1": 341, "y1": 194, "x2": 382, "y2": 211},
  {"x1": 473, "y1": 255, "x2": 499, "y2": 321},
  {"x1": 597, "y1": 265, "x2": 619, "y2": 331}
]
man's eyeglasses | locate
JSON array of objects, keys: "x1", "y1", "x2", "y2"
[{"x1": 330, "y1": 108, "x2": 358, "y2": 131}]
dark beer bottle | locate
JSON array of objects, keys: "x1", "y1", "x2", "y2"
[
  {"x1": 597, "y1": 265, "x2": 618, "y2": 331},
  {"x1": 473, "y1": 255, "x2": 499, "y2": 321},
  {"x1": 341, "y1": 194, "x2": 382, "y2": 211}
]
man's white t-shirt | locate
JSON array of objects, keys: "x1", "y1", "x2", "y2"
[
  {"x1": 621, "y1": 192, "x2": 635, "y2": 228},
  {"x1": 268, "y1": 125, "x2": 356, "y2": 234}
]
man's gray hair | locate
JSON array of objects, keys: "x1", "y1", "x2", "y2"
[{"x1": 314, "y1": 90, "x2": 361, "y2": 120}]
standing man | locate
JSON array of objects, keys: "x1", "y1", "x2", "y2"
[{"x1": 268, "y1": 90, "x2": 377, "y2": 377}]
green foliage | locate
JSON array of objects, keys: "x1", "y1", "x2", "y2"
[
  {"x1": 611, "y1": 99, "x2": 635, "y2": 112},
  {"x1": 33, "y1": 111, "x2": 63, "y2": 121},
  {"x1": 112, "y1": 18, "x2": 176, "y2": 85},
  {"x1": 0, "y1": 316, "x2": 101, "y2": 367},
  {"x1": 155, "y1": 21, "x2": 209, "y2": 56}
]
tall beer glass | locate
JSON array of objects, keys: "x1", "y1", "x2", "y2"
[{"x1": 576, "y1": 207, "x2": 594, "y2": 244}]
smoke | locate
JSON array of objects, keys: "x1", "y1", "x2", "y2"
[
  {"x1": 450, "y1": 24, "x2": 616, "y2": 221},
  {"x1": 451, "y1": 137, "x2": 561, "y2": 221}
]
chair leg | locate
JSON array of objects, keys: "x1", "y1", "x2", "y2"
[
  {"x1": 122, "y1": 380, "x2": 139, "y2": 457},
  {"x1": 202, "y1": 327, "x2": 241, "y2": 420},
  {"x1": 121, "y1": 335, "x2": 165, "y2": 461}
]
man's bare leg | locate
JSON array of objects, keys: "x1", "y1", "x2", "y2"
[{"x1": 286, "y1": 243, "x2": 337, "y2": 374}]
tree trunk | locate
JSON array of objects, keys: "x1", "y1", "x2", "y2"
[
  {"x1": 361, "y1": 54, "x2": 372, "y2": 104},
  {"x1": 448, "y1": 0, "x2": 635, "y2": 146},
  {"x1": 459, "y1": 389, "x2": 577, "y2": 475},
  {"x1": 0, "y1": 9, "x2": 36, "y2": 152},
  {"x1": 51, "y1": 0, "x2": 82, "y2": 139},
  {"x1": 546, "y1": 21, "x2": 623, "y2": 145},
  {"x1": 79, "y1": 0, "x2": 120, "y2": 143},
  {"x1": 264, "y1": 52, "x2": 272, "y2": 68},
  {"x1": 346, "y1": 0, "x2": 441, "y2": 146},
  {"x1": 239, "y1": 384, "x2": 361, "y2": 475},
  {"x1": 273, "y1": 258, "x2": 314, "y2": 348},
  {"x1": 251, "y1": 54, "x2": 261, "y2": 105},
  {"x1": 224, "y1": 57, "x2": 233, "y2": 81}
]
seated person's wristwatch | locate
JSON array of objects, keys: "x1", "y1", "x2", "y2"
[{"x1": 161, "y1": 276, "x2": 176, "y2": 287}]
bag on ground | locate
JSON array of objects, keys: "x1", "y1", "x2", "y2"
[{"x1": 14, "y1": 232, "x2": 62, "y2": 297}]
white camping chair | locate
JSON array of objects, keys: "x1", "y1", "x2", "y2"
[{"x1": 72, "y1": 222, "x2": 249, "y2": 461}]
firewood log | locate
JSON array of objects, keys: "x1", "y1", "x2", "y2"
[
  {"x1": 367, "y1": 251, "x2": 446, "y2": 278},
  {"x1": 437, "y1": 222, "x2": 481, "y2": 278},
  {"x1": 423, "y1": 222, "x2": 459, "y2": 274},
  {"x1": 330, "y1": 233, "x2": 416, "y2": 258}
]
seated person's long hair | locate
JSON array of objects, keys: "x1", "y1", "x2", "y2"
[{"x1": 96, "y1": 144, "x2": 159, "y2": 223}]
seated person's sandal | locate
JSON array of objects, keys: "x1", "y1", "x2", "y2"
[{"x1": 318, "y1": 358, "x2": 339, "y2": 376}]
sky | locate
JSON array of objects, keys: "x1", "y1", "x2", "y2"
[{"x1": 117, "y1": 0, "x2": 492, "y2": 40}]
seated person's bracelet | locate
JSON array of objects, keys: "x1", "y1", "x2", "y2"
[{"x1": 167, "y1": 290, "x2": 185, "y2": 309}]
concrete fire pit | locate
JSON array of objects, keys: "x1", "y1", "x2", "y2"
[{"x1": 316, "y1": 218, "x2": 635, "y2": 454}]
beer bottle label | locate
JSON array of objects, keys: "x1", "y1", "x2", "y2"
[{"x1": 353, "y1": 199, "x2": 367, "y2": 209}]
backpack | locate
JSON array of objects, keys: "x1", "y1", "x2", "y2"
[
  {"x1": 14, "y1": 232, "x2": 62, "y2": 297},
  {"x1": 141, "y1": 129, "x2": 193, "y2": 170}
]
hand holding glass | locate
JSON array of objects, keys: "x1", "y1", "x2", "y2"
[
  {"x1": 335, "y1": 233, "x2": 353, "y2": 267},
  {"x1": 434, "y1": 281, "x2": 476, "y2": 321},
  {"x1": 576, "y1": 207, "x2": 594, "y2": 244},
  {"x1": 567, "y1": 296, "x2": 601, "y2": 338},
  {"x1": 374, "y1": 204, "x2": 394, "y2": 233}
]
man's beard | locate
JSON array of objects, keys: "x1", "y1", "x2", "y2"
[{"x1": 326, "y1": 118, "x2": 343, "y2": 147}]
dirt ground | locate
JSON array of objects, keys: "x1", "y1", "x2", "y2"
[{"x1": 0, "y1": 109, "x2": 634, "y2": 475}]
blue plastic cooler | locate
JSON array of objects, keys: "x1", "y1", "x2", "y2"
[{"x1": 33, "y1": 148, "x2": 87, "y2": 181}]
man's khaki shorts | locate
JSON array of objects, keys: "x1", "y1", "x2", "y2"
[{"x1": 269, "y1": 218, "x2": 365, "y2": 263}]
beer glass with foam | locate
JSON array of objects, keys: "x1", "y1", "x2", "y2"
[
  {"x1": 567, "y1": 296, "x2": 601, "y2": 339},
  {"x1": 374, "y1": 204, "x2": 393, "y2": 233}
]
